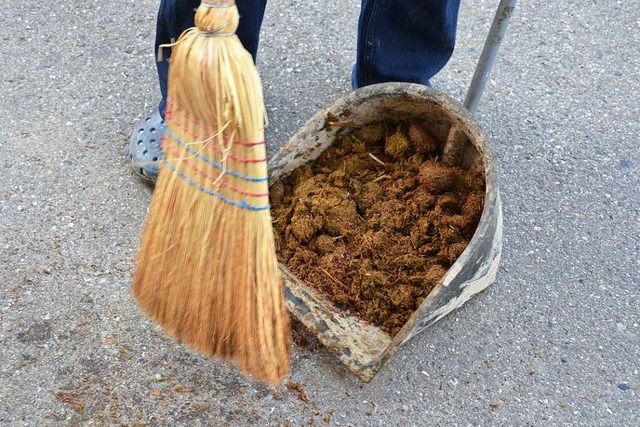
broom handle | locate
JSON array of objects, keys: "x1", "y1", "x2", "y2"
[
  {"x1": 463, "y1": 0, "x2": 517, "y2": 114},
  {"x1": 202, "y1": 0, "x2": 236, "y2": 6}
]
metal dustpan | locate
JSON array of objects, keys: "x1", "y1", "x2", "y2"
[{"x1": 268, "y1": 0, "x2": 516, "y2": 381}]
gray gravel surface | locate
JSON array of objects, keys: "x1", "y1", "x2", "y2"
[{"x1": 1, "y1": 0, "x2": 638, "y2": 426}]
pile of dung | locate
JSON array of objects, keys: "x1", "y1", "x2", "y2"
[{"x1": 270, "y1": 121, "x2": 485, "y2": 336}]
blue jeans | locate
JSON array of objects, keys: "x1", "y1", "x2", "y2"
[{"x1": 155, "y1": 0, "x2": 460, "y2": 117}]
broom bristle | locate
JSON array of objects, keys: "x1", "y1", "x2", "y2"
[{"x1": 132, "y1": 0, "x2": 290, "y2": 384}]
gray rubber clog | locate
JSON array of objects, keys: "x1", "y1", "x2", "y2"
[{"x1": 129, "y1": 107, "x2": 164, "y2": 182}]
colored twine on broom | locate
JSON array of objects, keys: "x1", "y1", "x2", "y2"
[{"x1": 132, "y1": 0, "x2": 290, "y2": 384}]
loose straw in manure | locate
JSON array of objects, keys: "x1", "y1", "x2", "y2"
[{"x1": 132, "y1": 0, "x2": 290, "y2": 384}]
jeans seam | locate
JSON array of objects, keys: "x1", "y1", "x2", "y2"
[{"x1": 359, "y1": 0, "x2": 380, "y2": 87}]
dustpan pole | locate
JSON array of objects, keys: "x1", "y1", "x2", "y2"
[{"x1": 463, "y1": 0, "x2": 517, "y2": 115}]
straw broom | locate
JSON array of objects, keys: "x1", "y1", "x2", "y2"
[{"x1": 132, "y1": 0, "x2": 290, "y2": 384}]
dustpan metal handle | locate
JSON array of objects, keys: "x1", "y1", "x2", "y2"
[{"x1": 464, "y1": 0, "x2": 517, "y2": 114}]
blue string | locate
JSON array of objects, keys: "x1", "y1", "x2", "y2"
[
  {"x1": 160, "y1": 123, "x2": 268, "y2": 183},
  {"x1": 164, "y1": 161, "x2": 271, "y2": 211}
]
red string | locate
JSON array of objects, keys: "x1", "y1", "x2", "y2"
[{"x1": 165, "y1": 99, "x2": 267, "y2": 162}]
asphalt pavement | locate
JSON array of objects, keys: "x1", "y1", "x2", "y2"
[{"x1": 0, "y1": 0, "x2": 638, "y2": 425}]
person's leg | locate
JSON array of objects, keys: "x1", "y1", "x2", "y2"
[
  {"x1": 156, "y1": 0, "x2": 268, "y2": 117},
  {"x1": 353, "y1": 0, "x2": 461, "y2": 88}
]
